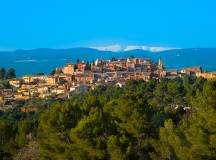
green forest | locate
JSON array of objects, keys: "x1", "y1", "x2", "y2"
[{"x1": 1, "y1": 77, "x2": 216, "y2": 160}]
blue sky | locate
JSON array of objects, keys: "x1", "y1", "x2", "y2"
[{"x1": 0, "y1": 0, "x2": 216, "y2": 50}]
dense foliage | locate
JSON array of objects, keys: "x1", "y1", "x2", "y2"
[
  {"x1": 1, "y1": 77, "x2": 216, "y2": 160},
  {"x1": 0, "y1": 67, "x2": 16, "y2": 80}
]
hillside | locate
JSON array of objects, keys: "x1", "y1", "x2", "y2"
[{"x1": 1, "y1": 78, "x2": 216, "y2": 159}]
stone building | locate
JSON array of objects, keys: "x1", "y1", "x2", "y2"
[{"x1": 62, "y1": 63, "x2": 74, "y2": 75}]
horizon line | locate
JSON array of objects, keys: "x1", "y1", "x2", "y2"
[{"x1": 1, "y1": 46, "x2": 216, "y2": 53}]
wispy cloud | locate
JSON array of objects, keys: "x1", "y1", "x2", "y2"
[
  {"x1": 124, "y1": 45, "x2": 179, "y2": 52},
  {"x1": 90, "y1": 44, "x2": 123, "y2": 52},
  {"x1": 124, "y1": 45, "x2": 148, "y2": 51}
]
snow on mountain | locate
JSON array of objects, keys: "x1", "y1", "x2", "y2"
[{"x1": 90, "y1": 44, "x2": 179, "y2": 52}]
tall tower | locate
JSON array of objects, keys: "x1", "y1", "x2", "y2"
[
  {"x1": 158, "y1": 57, "x2": 164, "y2": 77},
  {"x1": 158, "y1": 57, "x2": 164, "y2": 71}
]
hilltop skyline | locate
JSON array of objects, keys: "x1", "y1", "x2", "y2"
[{"x1": 0, "y1": 0, "x2": 216, "y2": 50}]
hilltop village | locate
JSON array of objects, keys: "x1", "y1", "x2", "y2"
[{"x1": 0, "y1": 57, "x2": 216, "y2": 110}]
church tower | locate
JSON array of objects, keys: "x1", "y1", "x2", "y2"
[
  {"x1": 158, "y1": 57, "x2": 164, "y2": 71},
  {"x1": 158, "y1": 57, "x2": 164, "y2": 77}
]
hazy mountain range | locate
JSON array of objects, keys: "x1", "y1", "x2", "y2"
[{"x1": 0, "y1": 48, "x2": 216, "y2": 76}]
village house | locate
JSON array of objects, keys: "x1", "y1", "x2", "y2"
[
  {"x1": 0, "y1": 89, "x2": 15, "y2": 110},
  {"x1": 196, "y1": 72, "x2": 216, "y2": 79},
  {"x1": 118, "y1": 59, "x2": 127, "y2": 68},
  {"x1": 22, "y1": 75, "x2": 48, "y2": 84},
  {"x1": 62, "y1": 63, "x2": 74, "y2": 75},
  {"x1": 91, "y1": 65, "x2": 103, "y2": 73},
  {"x1": 0, "y1": 89, "x2": 14, "y2": 101},
  {"x1": 127, "y1": 58, "x2": 137, "y2": 64},
  {"x1": 127, "y1": 72, "x2": 152, "y2": 81},
  {"x1": 75, "y1": 73, "x2": 95, "y2": 84},
  {"x1": 47, "y1": 76, "x2": 58, "y2": 85},
  {"x1": 165, "y1": 70, "x2": 179, "y2": 76},
  {"x1": 9, "y1": 78, "x2": 23, "y2": 88},
  {"x1": 51, "y1": 87, "x2": 65, "y2": 95},
  {"x1": 61, "y1": 74, "x2": 73, "y2": 83},
  {"x1": 127, "y1": 62, "x2": 136, "y2": 70},
  {"x1": 77, "y1": 62, "x2": 86, "y2": 73},
  {"x1": 20, "y1": 83, "x2": 37, "y2": 89},
  {"x1": 179, "y1": 66, "x2": 202, "y2": 76},
  {"x1": 107, "y1": 62, "x2": 118, "y2": 71}
]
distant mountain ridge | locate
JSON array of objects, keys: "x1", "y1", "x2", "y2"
[{"x1": 0, "y1": 48, "x2": 216, "y2": 76}]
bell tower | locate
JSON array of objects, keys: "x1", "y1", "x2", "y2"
[
  {"x1": 158, "y1": 57, "x2": 164, "y2": 77},
  {"x1": 158, "y1": 57, "x2": 164, "y2": 71}
]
